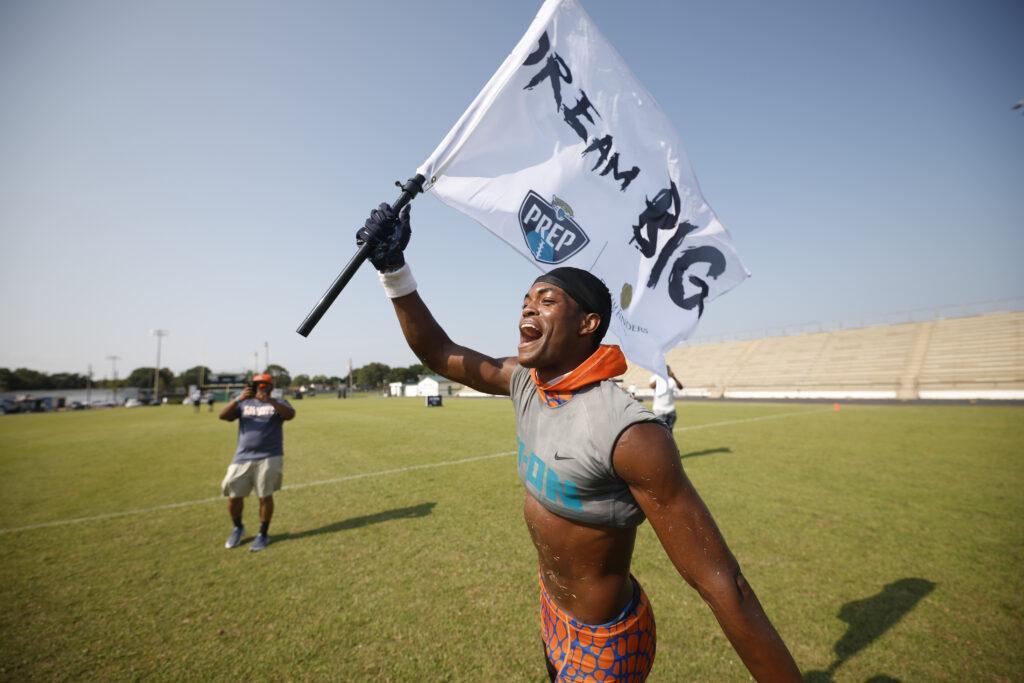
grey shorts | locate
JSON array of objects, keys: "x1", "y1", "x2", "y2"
[{"x1": 221, "y1": 456, "x2": 283, "y2": 498}]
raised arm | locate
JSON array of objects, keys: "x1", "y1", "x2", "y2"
[
  {"x1": 358, "y1": 203, "x2": 516, "y2": 396},
  {"x1": 254, "y1": 385, "x2": 295, "y2": 421},
  {"x1": 613, "y1": 423, "x2": 801, "y2": 682},
  {"x1": 390, "y1": 289, "x2": 516, "y2": 395},
  {"x1": 218, "y1": 386, "x2": 252, "y2": 421},
  {"x1": 269, "y1": 398, "x2": 296, "y2": 420}
]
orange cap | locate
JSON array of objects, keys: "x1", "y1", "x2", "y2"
[{"x1": 253, "y1": 373, "x2": 274, "y2": 385}]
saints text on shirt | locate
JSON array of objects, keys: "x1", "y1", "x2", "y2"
[{"x1": 242, "y1": 404, "x2": 277, "y2": 417}]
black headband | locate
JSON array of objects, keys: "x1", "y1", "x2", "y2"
[{"x1": 534, "y1": 267, "x2": 612, "y2": 343}]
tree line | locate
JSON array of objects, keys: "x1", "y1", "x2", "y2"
[
  {"x1": 0, "y1": 362, "x2": 432, "y2": 393},
  {"x1": 0, "y1": 366, "x2": 212, "y2": 392}
]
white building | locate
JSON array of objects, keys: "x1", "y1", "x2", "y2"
[{"x1": 416, "y1": 374, "x2": 455, "y2": 397}]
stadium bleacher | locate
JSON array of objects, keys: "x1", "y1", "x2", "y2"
[{"x1": 619, "y1": 311, "x2": 1024, "y2": 400}]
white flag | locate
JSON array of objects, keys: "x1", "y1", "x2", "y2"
[{"x1": 417, "y1": 0, "x2": 749, "y2": 374}]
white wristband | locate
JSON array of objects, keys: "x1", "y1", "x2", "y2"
[{"x1": 378, "y1": 263, "x2": 417, "y2": 299}]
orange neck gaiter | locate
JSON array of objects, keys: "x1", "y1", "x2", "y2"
[{"x1": 530, "y1": 345, "x2": 628, "y2": 408}]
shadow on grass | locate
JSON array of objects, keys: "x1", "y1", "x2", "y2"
[
  {"x1": 275, "y1": 502, "x2": 437, "y2": 544},
  {"x1": 804, "y1": 577, "x2": 936, "y2": 682},
  {"x1": 679, "y1": 447, "x2": 731, "y2": 460}
]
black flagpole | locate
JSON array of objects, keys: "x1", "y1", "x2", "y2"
[{"x1": 295, "y1": 173, "x2": 425, "y2": 338}]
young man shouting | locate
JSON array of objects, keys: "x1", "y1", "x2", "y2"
[{"x1": 357, "y1": 205, "x2": 800, "y2": 682}]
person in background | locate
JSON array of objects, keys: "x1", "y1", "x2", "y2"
[
  {"x1": 649, "y1": 366, "x2": 683, "y2": 431},
  {"x1": 218, "y1": 373, "x2": 295, "y2": 552}
]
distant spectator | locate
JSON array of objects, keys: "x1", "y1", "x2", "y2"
[
  {"x1": 190, "y1": 388, "x2": 202, "y2": 413},
  {"x1": 218, "y1": 373, "x2": 295, "y2": 552},
  {"x1": 649, "y1": 366, "x2": 684, "y2": 430}
]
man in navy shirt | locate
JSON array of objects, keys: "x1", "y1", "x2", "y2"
[{"x1": 219, "y1": 373, "x2": 295, "y2": 552}]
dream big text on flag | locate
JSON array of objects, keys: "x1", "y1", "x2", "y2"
[{"x1": 417, "y1": 0, "x2": 750, "y2": 374}]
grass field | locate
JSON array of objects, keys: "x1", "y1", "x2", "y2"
[{"x1": 0, "y1": 397, "x2": 1021, "y2": 681}]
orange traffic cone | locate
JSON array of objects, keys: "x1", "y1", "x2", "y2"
[{"x1": 833, "y1": 402, "x2": 841, "y2": 412}]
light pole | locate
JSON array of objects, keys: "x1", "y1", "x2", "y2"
[
  {"x1": 106, "y1": 355, "x2": 121, "y2": 404},
  {"x1": 264, "y1": 341, "x2": 269, "y2": 370},
  {"x1": 152, "y1": 330, "x2": 169, "y2": 402}
]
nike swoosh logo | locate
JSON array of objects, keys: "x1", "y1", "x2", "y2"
[{"x1": 552, "y1": 452, "x2": 574, "y2": 461}]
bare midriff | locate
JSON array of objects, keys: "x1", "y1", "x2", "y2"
[{"x1": 524, "y1": 492, "x2": 637, "y2": 625}]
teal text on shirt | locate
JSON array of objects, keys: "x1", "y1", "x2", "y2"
[{"x1": 517, "y1": 438, "x2": 583, "y2": 511}]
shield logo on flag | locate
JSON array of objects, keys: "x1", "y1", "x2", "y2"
[{"x1": 518, "y1": 191, "x2": 590, "y2": 264}]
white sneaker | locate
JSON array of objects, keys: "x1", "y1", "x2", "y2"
[{"x1": 225, "y1": 526, "x2": 245, "y2": 549}]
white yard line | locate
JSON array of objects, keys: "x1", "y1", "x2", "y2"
[
  {"x1": 0, "y1": 407, "x2": 830, "y2": 535},
  {"x1": 675, "y1": 407, "x2": 832, "y2": 433},
  {"x1": 281, "y1": 450, "x2": 516, "y2": 492},
  {"x1": 0, "y1": 450, "x2": 515, "y2": 535}
]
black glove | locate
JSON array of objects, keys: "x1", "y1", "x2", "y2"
[{"x1": 357, "y1": 203, "x2": 412, "y2": 272}]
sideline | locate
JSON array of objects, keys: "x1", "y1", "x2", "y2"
[{"x1": 0, "y1": 407, "x2": 829, "y2": 535}]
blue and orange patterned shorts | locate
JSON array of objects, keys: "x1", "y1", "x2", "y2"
[{"x1": 540, "y1": 576, "x2": 656, "y2": 682}]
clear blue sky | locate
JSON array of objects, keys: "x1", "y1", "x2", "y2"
[{"x1": 1, "y1": 0, "x2": 1021, "y2": 377}]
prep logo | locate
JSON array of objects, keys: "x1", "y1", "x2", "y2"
[{"x1": 518, "y1": 191, "x2": 590, "y2": 264}]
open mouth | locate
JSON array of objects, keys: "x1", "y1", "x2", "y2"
[{"x1": 519, "y1": 320, "x2": 543, "y2": 348}]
